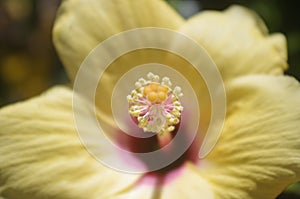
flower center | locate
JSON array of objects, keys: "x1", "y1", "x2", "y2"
[{"x1": 127, "y1": 73, "x2": 183, "y2": 135}]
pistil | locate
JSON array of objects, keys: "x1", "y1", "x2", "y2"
[{"x1": 127, "y1": 73, "x2": 183, "y2": 136}]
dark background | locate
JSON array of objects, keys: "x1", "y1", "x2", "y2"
[
  {"x1": 0, "y1": 0, "x2": 299, "y2": 197},
  {"x1": 0, "y1": 0, "x2": 299, "y2": 106}
]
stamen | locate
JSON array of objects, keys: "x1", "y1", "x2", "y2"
[{"x1": 127, "y1": 73, "x2": 183, "y2": 135}]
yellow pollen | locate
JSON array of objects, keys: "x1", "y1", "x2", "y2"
[
  {"x1": 147, "y1": 91, "x2": 158, "y2": 102},
  {"x1": 143, "y1": 86, "x2": 152, "y2": 96},
  {"x1": 144, "y1": 82, "x2": 169, "y2": 102},
  {"x1": 150, "y1": 83, "x2": 159, "y2": 91},
  {"x1": 157, "y1": 91, "x2": 167, "y2": 101},
  {"x1": 158, "y1": 85, "x2": 168, "y2": 93},
  {"x1": 143, "y1": 83, "x2": 169, "y2": 103}
]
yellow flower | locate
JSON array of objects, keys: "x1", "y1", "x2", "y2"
[{"x1": 0, "y1": 0, "x2": 300, "y2": 199}]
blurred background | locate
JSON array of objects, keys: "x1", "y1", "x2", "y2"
[
  {"x1": 0, "y1": 0, "x2": 299, "y2": 197},
  {"x1": 0, "y1": 0, "x2": 64, "y2": 106},
  {"x1": 0, "y1": 0, "x2": 299, "y2": 106}
]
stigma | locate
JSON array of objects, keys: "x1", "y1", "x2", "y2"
[{"x1": 127, "y1": 73, "x2": 183, "y2": 135}]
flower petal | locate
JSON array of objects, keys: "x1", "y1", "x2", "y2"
[
  {"x1": 202, "y1": 75, "x2": 300, "y2": 199},
  {"x1": 105, "y1": 184, "x2": 156, "y2": 199},
  {"x1": 0, "y1": 86, "x2": 145, "y2": 199},
  {"x1": 180, "y1": 5, "x2": 288, "y2": 80},
  {"x1": 160, "y1": 163, "x2": 214, "y2": 199},
  {"x1": 53, "y1": 0, "x2": 184, "y2": 80}
]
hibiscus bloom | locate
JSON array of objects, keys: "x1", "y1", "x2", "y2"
[{"x1": 1, "y1": 0, "x2": 300, "y2": 199}]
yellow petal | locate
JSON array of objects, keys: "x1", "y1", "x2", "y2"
[
  {"x1": 0, "y1": 86, "x2": 144, "y2": 199},
  {"x1": 161, "y1": 163, "x2": 214, "y2": 199},
  {"x1": 53, "y1": 0, "x2": 184, "y2": 81},
  {"x1": 105, "y1": 184, "x2": 156, "y2": 199},
  {"x1": 180, "y1": 5, "x2": 288, "y2": 81},
  {"x1": 202, "y1": 75, "x2": 300, "y2": 199}
]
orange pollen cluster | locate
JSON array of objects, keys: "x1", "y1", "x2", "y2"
[{"x1": 143, "y1": 83, "x2": 169, "y2": 103}]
